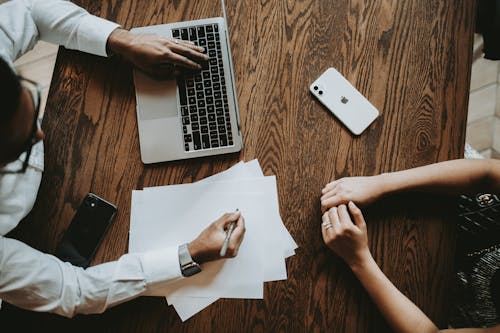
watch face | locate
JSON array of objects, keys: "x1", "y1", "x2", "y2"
[{"x1": 183, "y1": 263, "x2": 201, "y2": 277}]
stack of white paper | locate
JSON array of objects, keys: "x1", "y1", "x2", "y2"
[{"x1": 129, "y1": 160, "x2": 297, "y2": 321}]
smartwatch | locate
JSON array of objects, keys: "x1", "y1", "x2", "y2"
[{"x1": 178, "y1": 243, "x2": 202, "y2": 277}]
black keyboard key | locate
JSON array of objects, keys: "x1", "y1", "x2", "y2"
[
  {"x1": 181, "y1": 28, "x2": 188, "y2": 40},
  {"x1": 186, "y1": 80, "x2": 194, "y2": 87},
  {"x1": 212, "y1": 74, "x2": 219, "y2": 81},
  {"x1": 199, "y1": 108, "x2": 207, "y2": 116},
  {"x1": 208, "y1": 114, "x2": 216, "y2": 122},
  {"x1": 211, "y1": 140, "x2": 219, "y2": 148},
  {"x1": 206, "y1": 96, "x2": 214, "y2": 104},
  {"x1": 210, "y1": 132, "x2": 218, "y2": 139},
  {"x1": 197, "y1": 26, "x2": 205, "y2": 38},
  {"x1": 228, "y1": 140, "x2": 233, "y2": 145},
  {"x1": 189, "y1": 96, "x2": 196, "y2": 104},
  {"x1": 201, "y1": 125, "x2": 208, "y2": 134},
  {"x1": 190, "y1": 114, "x2": 198, "y2": 122},
  {"x1": 203, "y1": 71, "x2": 210, "y2": 79},
  {"x1": 178, "y1": 79, "x2": 187, "y2": 106},
  {"x1": 222, "y1": 86, "x2": 227, "y2": 94},
  {"x1": 208, "y1": 42, "x2": 215, "y2": 49},
  {"x1": 188, "y1": 88, "x2": 195, "y2": 96},
  {"x1": 195, "y1": 75, "x2": 202, "y2": 82},
  {"x1": 189, "y1": 28, "x2": 197, "y2": 41},
  {"x1": 214, "y1": 83, "x2": 221, "y2": 90},
  {"x1": 205, "y1": 88, "x2": 213, "y2": 95},
  {"x1": 193, "y1": 131, "x2": 201, "y2": 150},
  {"x1": 214, "y1": 91, "x2": 222, "y2": 99},
  {"x1": 224, "y1": 103, "x2": 229, "y2": 111},
  {"x1": 204, "y1": 80, "x2": 211, "y2": 87},
  {"x1": 196, "y1": 82, "x2": 203, "y2": 90},
  {"x1": 202, "y1": 134, "x2": 210, "y2": 149},
  {"x1": 216, "y1": 108, "x2": 223, "y2": 116},
  {"x1": 200, "y1": 117, "x2": 208, "y2": 125},
  {"x1": 198, "y1": 100, "x2": 206, "y2": 108},
  {"x1": 223, "y1": 95, "x2": 228, "y2": 103},
  {"x1": 216, "y1": 41, "x2": 221, "y2": 49},
  {"x1": 219, "y1": 134, "x2": 228, "y2": 146},
  {"x1": 215, "y1": 100, "x2": 223, "y2": 107},
  {"x1": 196, "y1": 91, "x2": 204, "y2": 99},
  {"x1": 190, "y1": 105, "x2": 197, "y2": 114},
  {"x1": 215, "y1": 34, "x2": 220, "y2": 41},
  {"x1": 217, "y1": 116, "x2": 225, "y2": 124},
  {"x1": 184, "y1": 134, "x2": 192, "y2": 142},
  {"x1": 219, "y1": 68, "x2": 224, "y2": 76},
  {"x1": 183, "y1": 125, "x2": 188, "y2": 134},
  {"x1": 221, "y1": 77, "x2": 225, "y2": 85},
  {"x1": 207, "y1": 33, "x2": 214, "y2": 41},
  {"x1": 209, "y1": 50, "x2": 216, "y2": 57},
  {"x1": 172, "y1": 29, "x2": 180, "y2": 38},
  {"x1": 211, "y1": 66, "x2": 218, "y2": 74},
  {"x1": 206, "y1": 25, "x2": 213, "y2": 33},
  {"x1": 214, "y1": 24, "x2": 219, "y2": 32},
  {"x1": 209, "y1": 123, "x2": 217, "y2": 131},
  {"x1": 192, "y1": 123, "x2": 200, "y2": 131},
  {"x1": 182, "y1": 117, "x2": 190, "y2": 125},
  {"x1": 207, "y1": 105, "x2": 215, "y2": 113},
  {"x1": 199, "y1": 39, "x2": 207, "y2": 47},
  {"x1": 185, "y1": 143, "x2": 190, "y2": 151},
  {"x1": 218, "y1": 126, "x2": 226, "y2": 134},
  {"x1": 228, "y1": 132, "x2": 233, "y2": 140},
  {"x1": 181, "y1": 107, "x2": 189, "y2": 116}
]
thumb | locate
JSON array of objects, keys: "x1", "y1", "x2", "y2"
[{"x1": 348, "y1": 201, "x2": 366, "y2": 231}]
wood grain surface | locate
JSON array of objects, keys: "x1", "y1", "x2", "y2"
[{"x1": 2, "y1": 0, "x2": 475, "y2": 332}]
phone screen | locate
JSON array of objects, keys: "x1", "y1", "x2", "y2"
[{"x1": 55, "y1": 193, "x2": 117, "y2": 267}]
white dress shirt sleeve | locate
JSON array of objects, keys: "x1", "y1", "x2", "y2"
[
  {"x1": 0, "y1": 236, "x2": 182, "y2": 317},
  {"x1": 0, "y1": 0, "x2": 120, "y2": 66}
]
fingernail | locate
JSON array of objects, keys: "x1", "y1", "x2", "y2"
[
  {"x1": 197, "y1": 64, "x2": 202, "y2": 69},
  {"x1": 199, "y1": 47, "x2": 205, "y2": 52}
]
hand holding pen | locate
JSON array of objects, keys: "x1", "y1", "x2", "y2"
[{"x1": 188, "y1": 211, "x2": 246, "y2": 264}]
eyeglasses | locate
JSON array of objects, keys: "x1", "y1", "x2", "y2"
[{"x1": 0, "y1": 77, "x2": 42, "y2": 174}]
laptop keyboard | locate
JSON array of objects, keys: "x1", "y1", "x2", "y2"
[{"x1": 172, "y1": 24, "x2": 234, "y2": 152}]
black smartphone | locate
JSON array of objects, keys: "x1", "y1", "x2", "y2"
[{"x1": 55, "y1": 193, "x2": 117, "y2": 268}]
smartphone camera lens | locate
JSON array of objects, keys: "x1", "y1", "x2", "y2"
[
  {"x1": 313, "y1": 86, "x2": 318, "y2": 91},
  {"x1": 319, "y1": 90, "x2": 323, "y2": 95}
]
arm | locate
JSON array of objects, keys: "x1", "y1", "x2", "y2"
[
  {"x1": 321, "y1": 159, "x2": 500, "y2": 211},
  {"x1": 0, "y1": 0, "x2": 207, "y2": 76},
  {"x1": 321, "y1": 202, "x2": 497, "y2": 333},
  {"x1": 0, "y1": 212, "x2": 244, "y2": 317}
]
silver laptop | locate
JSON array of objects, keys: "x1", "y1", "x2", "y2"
[{"x1": 132, "y1": 0, "x2": 243, "y2": 164}]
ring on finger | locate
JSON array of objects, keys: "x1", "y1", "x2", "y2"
[{"x1": 322, "y1": 221, "x2": 333, "y2": 228}]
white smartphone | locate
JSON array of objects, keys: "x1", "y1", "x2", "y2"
[{"x1": 310, "y1": 68, "x2": 379, "y2": 135}]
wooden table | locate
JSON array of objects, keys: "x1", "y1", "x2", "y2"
[{"x1": 3, "y1": 0, "x2": 476, "y2": 332}]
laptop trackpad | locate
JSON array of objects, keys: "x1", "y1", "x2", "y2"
[{"x1": 133, "y1": 70, "x2": 179, "y2": 120}]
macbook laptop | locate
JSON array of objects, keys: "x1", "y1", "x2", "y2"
[{"x1": 131, "y1": 0, "x2": 243, "y2": 164}]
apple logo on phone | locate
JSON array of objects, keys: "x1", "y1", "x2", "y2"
[{"x1": 341, "y1": 96, "x2": 349, "y2": 104}]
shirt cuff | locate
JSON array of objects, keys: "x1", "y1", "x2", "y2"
[
  {"x1": 139, "y1": 246, "x2": 183, "y2": 291},
  {"x1": 78, "y1": 15, "x2": 120, "y2": 57}
]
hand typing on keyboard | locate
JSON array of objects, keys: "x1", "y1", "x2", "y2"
[{"x1": 107, "y1": 28, "x2": 209, "y2": 78}]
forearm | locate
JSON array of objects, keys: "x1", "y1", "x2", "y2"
[
  {"x1": 351, "y1": 256, "x2": 438, "y2": 333},
  {"x1": 380, "y1": 159, "x2": 500, "y2": 196},
  {"x1": 0, "y1": 236, "x2": 182, "y2": 317}
]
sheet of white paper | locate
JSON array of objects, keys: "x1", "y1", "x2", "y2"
[
  {"x1": 129, "y1": 191, "x2": 267, "y2": 298},
  {"x1": 144, "y1": 177, "x2": 293, "y2": 281},
  {"x1": 169, "y1": 296, "x2": 218, "y2": 322}
]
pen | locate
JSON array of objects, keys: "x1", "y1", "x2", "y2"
[{"x1": 220, "y1": 209, "x2": 239, "y2": 256}]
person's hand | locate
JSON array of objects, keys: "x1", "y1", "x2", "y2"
[
  {"x1": 107, "y1": 28, "x2": 209, "y2": 78},
  {"x1": 188, "y1": 212, "x2": 245, "y2": 264},
  {"x1": 321, "y1": 202, "x2": 372, "y2": 269},
  {"x1": 321, "y1": 175, "x2": 386, "y2": 212}
]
